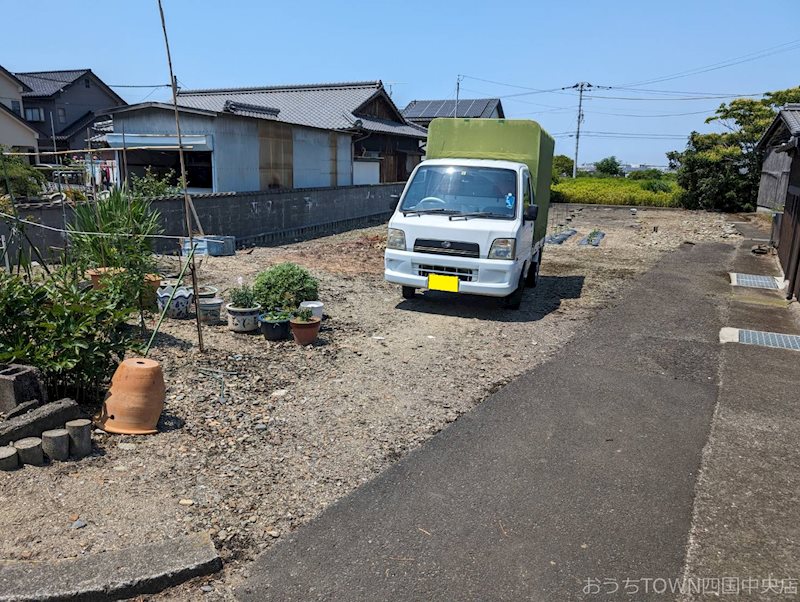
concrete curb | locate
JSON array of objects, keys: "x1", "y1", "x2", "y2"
[{"x1": 0, "y1": 531, "x2": 221, "y2": 601}]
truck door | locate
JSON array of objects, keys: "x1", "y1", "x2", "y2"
[{"x1": 520, "y1": 169, "x2": 534, "y2": 263}]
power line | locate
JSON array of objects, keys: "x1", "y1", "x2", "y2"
[
  {"x1": 585, "y1": 109, "x2": 715, "y2": 118},
  {"x1": 616, "y1": 37, "x2": 800, "y2": 87}
]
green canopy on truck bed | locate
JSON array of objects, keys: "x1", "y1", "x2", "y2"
[{"x1": 425, "y1": 118, "x2": 555, "y2": 243}]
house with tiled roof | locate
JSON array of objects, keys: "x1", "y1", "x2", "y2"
[
  {"x1": 12, "y1": 68, "x2": 126, "y2": 154},
  {"x1": 100, "y1": 81, "x2": 426, "y2": 192},
  {"x1": 402, "y1": 98, "x2": 504, "y2": 128},
  {"x1": 0, "y1": 65, "x2": 38, "y2": 154}
]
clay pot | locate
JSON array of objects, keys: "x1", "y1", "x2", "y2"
[
  {"x1": 87, "y1": 267, "x2": 125, "y2": 290},
  {"x1": 289, "y1": 316, "x2": 321, "y2": 345},
  {"x1": 99, "y1": 358, "x2": 166, "y2": 435},
  {"x1": 141, "y1": 273, "x2": 162, "y2": 309}
]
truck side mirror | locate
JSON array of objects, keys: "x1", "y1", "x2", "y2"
[
  {"x1": 525, "y1": 204, "x2": 539, "y2": 222},
  {"x1": 390, "y1": 194, "x2": 400, "y2": 211}
]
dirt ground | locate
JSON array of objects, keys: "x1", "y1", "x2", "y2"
[{"x1": 0, "y1": 205, "x2": 739, "y2": 600}]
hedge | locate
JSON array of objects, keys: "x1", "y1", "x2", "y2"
[{"x1": 551, "y1": 178, "x2": 682, "y2": 207}]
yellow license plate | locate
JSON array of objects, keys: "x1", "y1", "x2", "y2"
[{"x1": 428, "y1": 273, "x2": 460, "y2": 292}]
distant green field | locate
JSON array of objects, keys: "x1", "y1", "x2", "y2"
[{"x1": 551, "y1": 178, "x2": 682, "y2": 207}]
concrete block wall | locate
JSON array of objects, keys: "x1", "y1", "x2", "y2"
[{"x1": 0, "y1": 183, "x2": 403, "y2": 262}]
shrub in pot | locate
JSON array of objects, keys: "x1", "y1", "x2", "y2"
[
  {"x1": 226, "y1": 281, "x2": 261, "y2": 332},
  {"x1": 289, "y1": 308, "x2": 321, "y2": 346},
  {"x1": 253, "y1": 263, "x2": 319, "y2": 311},
  {"x1": 259, "y1": 309, "x2": 292, "y2": 341}
]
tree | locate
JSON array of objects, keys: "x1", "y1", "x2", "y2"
[
  {"x1": 552, "y1": 155, "x2": 575, "y2": 181},
  {"x1": 667, "y1": 86, "x2": 800, "y2": 212},
  {"x1": 595, "y1": 156, "x2": 624, "y2": 177}
]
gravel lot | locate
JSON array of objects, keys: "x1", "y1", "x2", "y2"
[{"x1": 0, "y1": 205, "x2": 738, "y2": 599}]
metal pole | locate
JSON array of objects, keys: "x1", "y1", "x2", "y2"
[
  {"x1": 121, "y1": 121, "x2": 129, "y2": 187},
  {"x1": 158, "y1": 0, "x2": 205, "y2": 352},
  {"x1": 87, "y1": 127, "x2": 96, "y2": 198},
  {"x1": 573, "y1": 83, "x2": 589, "y2": 179},
  {"x1": 50, "y1": 112, "x2": 62, "y2": 193}
]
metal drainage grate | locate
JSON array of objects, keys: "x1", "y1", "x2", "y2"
[
  {"x1": 731, "y1": 273, "x2": 780, "y2": 289},
  {"x1": 739, "y1": 329, "x2": 800, "y2": 351}
]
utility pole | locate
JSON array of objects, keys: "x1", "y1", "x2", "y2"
[
  {"x1": 571, "y1": 82, "x2": 592, "y2": 178},
  {"x1": 455, "y1": 75, "x2": 463, "y2": 119},
  {"x1": 49, "y1": 111, "x2": 62, "y2": 193}
]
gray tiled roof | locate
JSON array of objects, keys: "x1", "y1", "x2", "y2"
[
  {"x1": 756, "y1": 104, "x2": 800, "y2": 150},
  {"x1": 15, "y1": 69, "x2": 89, "y2": 97},
  {"x1": 177, "y1": 81, "x2": 426, "y2": 138},
  {"x1": 402, "y1": 98, "x2": 503, "y2": 120}
]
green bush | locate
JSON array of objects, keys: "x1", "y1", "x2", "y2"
[
  {"x1": 129, "y1": 166, "x2": 180, "y2": 198},
  {"x1": 0, "y1": 153, "x2": 45, "y2": 198},
  {"x1": 640, "y1": 180, "x2": 672, "y2": 193},
  {"x1": 253, "y1": 263, "x2": 319, "y2": 311},
  {"x1": 627, "y1": 169, "x2": 664, "y2": 181},
  {"x1": 551, "y1": 178, "x2": 682, "y2": 207},
  {"x1": 0, "y1": 268, "x2": 138, "y2": 403}
]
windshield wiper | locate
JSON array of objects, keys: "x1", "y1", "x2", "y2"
[
  {"x1": 448, "y1": 211, "x2": 510, "y2": 221},
  {"x1": 402, "y1": 208, "x2": 461, "y2": 217}
]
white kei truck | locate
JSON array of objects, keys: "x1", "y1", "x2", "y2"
[{"x1": 384, "y1": 118, "x2": 554, "y2": 309}]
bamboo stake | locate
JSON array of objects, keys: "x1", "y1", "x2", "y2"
[{"x1": 157, "y1": 0, "x2": 204, "y2": 352}]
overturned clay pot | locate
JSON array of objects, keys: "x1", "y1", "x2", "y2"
[{"x1": 100, "y1": 358, "x2": 166, "y2": 435}]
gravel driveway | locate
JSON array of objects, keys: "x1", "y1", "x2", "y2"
[{"x1": 0, "y1": 205, "x2": 738, "y2": 599}]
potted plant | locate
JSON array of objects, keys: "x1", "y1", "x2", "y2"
[
  {"x1": 289, "y1": 308, "x2": 321, "y2": 345},
  {"x1": 226, "y1": 279, "x2": 261, "y2": 332},
  {"x1": 259, "y1": 308, "x2": 292, "y2": 341},
  {"x1": 253, "y1": 262, "x2": 319, "y2": 311},
  {"x1": 156, "y1": 284, "x2": 194, "y2": 319}
]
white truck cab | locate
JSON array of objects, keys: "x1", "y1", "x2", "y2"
[{"x1": 384, "y1": 119, "x2": 554, "y2": 309}]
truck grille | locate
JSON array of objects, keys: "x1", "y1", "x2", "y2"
[
  {"x1": 413, "y1": 238, "x2": 479, "y2": 258},
  {"x1": 416, "y1": 264, "x2": 475, "y2": 282}
]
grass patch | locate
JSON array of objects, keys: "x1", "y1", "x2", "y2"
[{"x1": 551, "y1": 178, "x2": 682, "y2": 207}]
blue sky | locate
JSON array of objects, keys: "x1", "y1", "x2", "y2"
[{"x1": 4, "y1": 0, "x2": 799, "y2": 164}]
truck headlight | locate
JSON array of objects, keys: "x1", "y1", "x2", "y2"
[
  {"x1": 488, "y1": 238, "x2": 515, "y2": 260},
  {"x1": 387, "y1": 228, "x2": 406, "y2": 250}
]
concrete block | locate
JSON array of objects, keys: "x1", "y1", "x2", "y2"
[
  {"x1": 0, "y1": 398, "x2": 81, "y2": 447},
  {"x1": 42, "y1": 428, "x2": 69, "y2": 461},
  {"x1": 14, "y1": 437, "x2": 43, "y2": 466},
  {"x1": 0, "y1": 364, "x2": 47, "y2": 414},
  {"x1": 0, "y1": 531, "x2": 222, "y2": 600},
  {"x1": 66, "y1": 418, "x2": 92, "y2": 459},
  {"x1": 5, "y1": 399, "x2": 41, "y2": 420},
  {"x1": 0, "y1": 446, "x2": 18, "y2": 471}
]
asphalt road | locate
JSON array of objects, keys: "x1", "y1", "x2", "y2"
[{"x1": 237, "y1": 242, "x2": 736, "y2": 601}]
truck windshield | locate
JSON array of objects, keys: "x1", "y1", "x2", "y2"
[{"x1": 400, "y1": 165, "x2": 517, "y2": 219}]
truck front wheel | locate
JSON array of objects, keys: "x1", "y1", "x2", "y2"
[
  {"x1": 502, "y1": 273, "x2": 526, "y2": 310},
  {"x1": 402, "y1": 286, "x2": 416, "y2": 299}
]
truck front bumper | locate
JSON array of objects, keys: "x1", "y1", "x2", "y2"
[{"x1": 384, "y1": 249, "x2": 521, "y2": 297}]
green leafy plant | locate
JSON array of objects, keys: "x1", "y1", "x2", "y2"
[
  {"x1": 228, "y1": 282, "x2": 258, "y2": 308},
  {"x1": 263, "y1": 308, "x2": 292, "y2": 322},
  {"x1": 64, "y1": 188, "x2": 87, "y2": 203},
  {"x1": 129, "y1": 166, "x2": 180, "y2": 198},
  {"x1": 292, "y1": 308, "x2": 314, "y2": 323},
  {"x1": 253, "y1": 263, "x2": 319, "y2": 311},
  {"x1": 0, "y1": 152, "x2": 45, "y2": 198},
  {"x1": 627, "y1": 169, "x2": 665, "y2": 181},
  {"x1": 0, "y1": 267, "x2": 138, "y2": 403}
]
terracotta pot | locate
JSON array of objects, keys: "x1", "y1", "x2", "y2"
[
  {"x1": 289, "y1": 316, "x2": 321, "y2": 345},
  {"x1": 87, "y1": 267, "x2": 125, "y2": 290},
  {"x1": 141, "y1": 273, "x2": 162, "y2": 309},
  {"x1": 99, "y1": 358, "x2": 165, "y2": 435}
]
